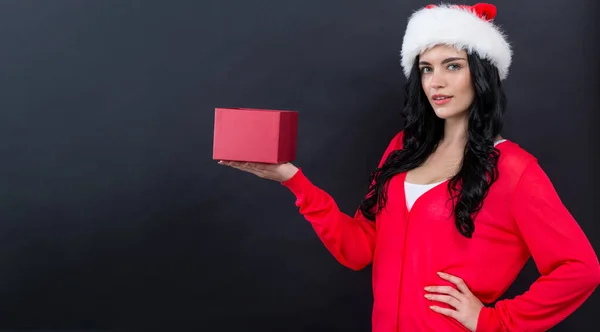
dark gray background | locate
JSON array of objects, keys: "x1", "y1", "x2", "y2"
[{"x1": 0, "y1": 0, "x2": 598, "y2": 330}]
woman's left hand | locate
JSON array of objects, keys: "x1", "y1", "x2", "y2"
[{"x1": 425, "y1": 272, "x2": 484, "y2": 332}]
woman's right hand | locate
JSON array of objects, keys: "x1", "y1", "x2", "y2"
[{"x1": 218, "y1": 160, "x2": 299, "y2": 183}]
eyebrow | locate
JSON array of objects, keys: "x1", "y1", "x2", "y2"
[{"x1": 418, "y1": 57, "x2": 467, "y2": 66}]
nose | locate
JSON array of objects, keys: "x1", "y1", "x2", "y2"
[{"x1": 428, "y1": 70, "x2": 446, "y2": 89}]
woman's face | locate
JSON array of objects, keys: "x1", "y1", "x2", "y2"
[{"x1": 418, "y1": 44, "x2": 475, "y2": 120}]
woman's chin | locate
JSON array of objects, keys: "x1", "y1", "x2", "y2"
[
  {"x1": 433, "y1": 107, "x2": 468, "y2": 120},
  {"x1": 433, "y1": 107, "x2": 456, "y2": 119}
]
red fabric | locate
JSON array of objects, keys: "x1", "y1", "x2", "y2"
[
  {"x1": 471, "y1": 3, "x2": 497, "y2": 21},
  {"x1": 281, "y1": 130, "x2": 600, "y2": 331},
  {"x1": 426, "y1": 3, "x2": 497, "y2": 21}
]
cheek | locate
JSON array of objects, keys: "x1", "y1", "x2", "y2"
[
  {"x1": 421, "y1": 77, "x2": 430, "y2": 93},
  {"x1": 457, "y1": 76, "x2": 474, "y2": 101}
]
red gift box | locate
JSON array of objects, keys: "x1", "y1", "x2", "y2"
[{"x1": 213, "y1": 107, "x2": 299, "y2": 164}]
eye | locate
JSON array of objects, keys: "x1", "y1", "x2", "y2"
[
  {"x1": 420, "y1": 66, "x2": 432, "y2": 74},
  {"x1": 448, "y1": 63, "x2": 461, "y2": 71}
]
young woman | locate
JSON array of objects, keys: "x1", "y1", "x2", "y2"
[{"x1": 219, "y1": 3, "x2": 600, "y2": 331}]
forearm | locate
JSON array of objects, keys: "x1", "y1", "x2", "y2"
[
  {"x1": 477, "y1": 262, "x2": 600, "y2": 331},
  {"x1": 479, "y1": 160, "x2": 600, "y2": 331},
  {"x1": 282, "y1": 168, "x2": 376, "y2": 270}
]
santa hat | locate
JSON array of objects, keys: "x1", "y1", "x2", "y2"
[{"x1": 400, "y1": 3, "x2": 512, "y2": 80}]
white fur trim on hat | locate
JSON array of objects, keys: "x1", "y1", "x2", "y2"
[{"x1": 400, "y1": 4, "x2": 512, "y2": 80}]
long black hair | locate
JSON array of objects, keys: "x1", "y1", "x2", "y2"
[{"x1": 359, "y1": 50, "x2": 506, "y2": 238}]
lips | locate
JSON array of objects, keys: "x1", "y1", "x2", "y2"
[
  {"x1": 432, "y1": 94, "x2": 452, "y2": 100},
  {"x1": 432, "y1": 94, "x2": 453, "y2": 105}
]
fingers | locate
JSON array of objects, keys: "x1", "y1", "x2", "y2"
[
  {"x1": 424, "y1": 293, "x2": 461, "y2": 309},
  {"x1": 427, "y1": 272, "x2": 483, "y2": 331},
  {"x1": 218, "y1": 160, "x2": 292, "y2": 182},
  {"x1": 219, "y1": 160, "x2": 259, "y2": 175},
  {"x1": 219, "y1": 160, "x2": 262, "y2": 169},
  {"x1": 437, "y1": 272, "x2": 472, "y2": 295},
  {"x1": 424, "y1": 285, "x2": 464, "y2": 301},
  {"x1": 219, "y1": 160, "x2": 275, "y2": 180},
  {"x1": 219, "y1": 160, "x2": 250, "y2": 170},
  {"x1": 218, "y1": 160, "x2": 242, "y2": 167},
  {"x1": 429, "y1": 305, "x2": 457, "y2": 318}
]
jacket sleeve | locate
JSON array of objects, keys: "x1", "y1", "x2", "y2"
[
  {"x1": 476, "y1": 159, "x2": 600, "y2": 331},
  {"x1": 280, "y1": 131, "x2": 404, "y2": 271}
]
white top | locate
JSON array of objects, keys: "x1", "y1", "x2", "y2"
[{"x1": 404, "y1": 139, "x2": 507, "y2": 211}]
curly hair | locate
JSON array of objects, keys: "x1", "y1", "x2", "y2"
[{"x1": 359, "y1": 51, "x2": 506, "y2": 238}]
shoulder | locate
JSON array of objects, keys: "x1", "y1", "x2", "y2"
[
  {"x1": 376, "y1": 130, "x2": 405, "y2": 166},
  {"x1": 386, "y1": 130, "x2": 405, "y2": 150},
  {"x1": 495, "y1": 139, "x2": 540, "y2": 184},
  {"x1": 497, "y1": 139, "x2": 537, "y2": 167}
]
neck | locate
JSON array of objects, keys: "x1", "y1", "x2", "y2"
[{"x1": 441, "y1": 114, "x2": 468, "y2": 147}]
